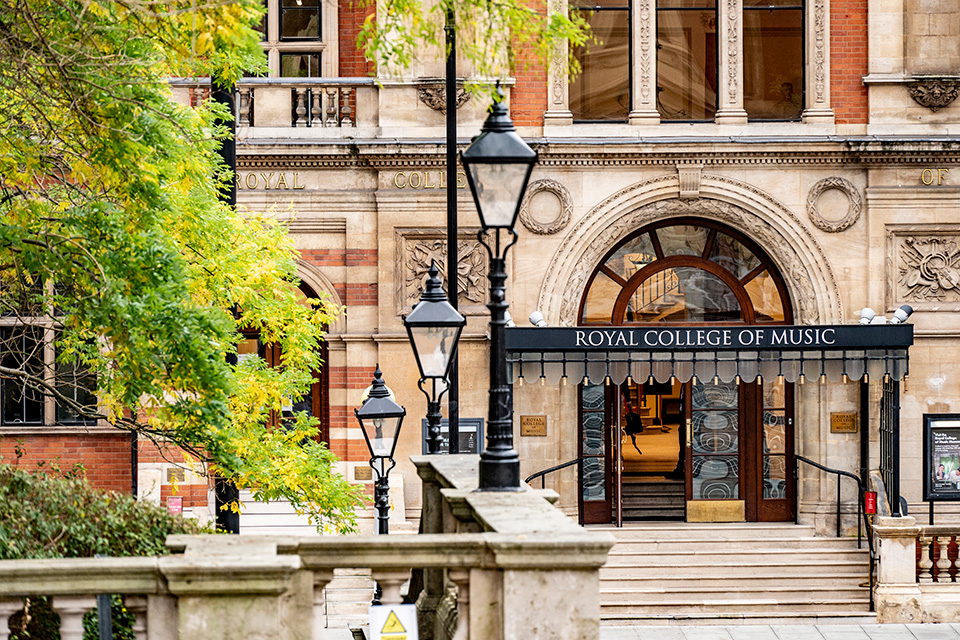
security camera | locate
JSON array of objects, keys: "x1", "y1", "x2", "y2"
[
  {"x1": 858, "y1": 308, "x2": 875, "y2": 325},
  {"x1": 529, "y1": 311, "x2": 547, "y2": 327},
  {"x1": 889, "y1": 304, "x2": 914, "y2": 324}
]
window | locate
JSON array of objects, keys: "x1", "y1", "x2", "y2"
[
  {"x1": 257, "y1": 0, "x2": 336, "y2": 77},
  {"x1": 567, "y1": 0, "x2": 807, "y2": 122}
]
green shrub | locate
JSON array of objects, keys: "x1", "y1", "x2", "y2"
[{"x1": 0, "y1": 461, "x2": 208, "y2": 559}]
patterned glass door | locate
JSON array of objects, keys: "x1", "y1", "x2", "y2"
[
  {"x1": 580, "y1": 383, "x2": 613, "y2": 524},
  {"x1": 687, "y1": 380, "x2": 741, "y2": 501}
]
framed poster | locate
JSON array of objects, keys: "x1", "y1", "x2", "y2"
[
  {"x1": 923, "y1": 413, "x2": 960, "y2": 501},
  {"x1": 421, "y1": 418, "x2": 484, "y2": 455}
]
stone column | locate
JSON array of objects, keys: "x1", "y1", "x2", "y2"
[
  {"x1": 873, "y1": 515, "x2": 923, "y2": 623},
  {"x1": 629, "y1": 0, "x2": 661, "y2": 125},
  {"x1": 51, "y1": 596, "x2": 97, "y2": 640},
  {"x1": 801, "y1": 0, "x2": 835, "y2": 123},
  {"x1": 543, "y1": 0, "x2": 574, "y2": 126},
  {"x1": 0, "y1": 599, "x2": 23, "y2": 640},
  {"x1": 715, "y1": 0, "x2": 748, "y2": 123}
]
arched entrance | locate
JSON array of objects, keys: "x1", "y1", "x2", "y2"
[{"x1": 577, "y1": 217, "x2": 795, "y2": 524}]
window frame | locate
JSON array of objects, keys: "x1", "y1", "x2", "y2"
[{"x1": 259, "y1": 0, "x2": 338, "y2": 78}]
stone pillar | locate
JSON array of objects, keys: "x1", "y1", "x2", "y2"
[
  {"x1": 873, "y1": 515, "x2": 923, "y2": 623},
  {"x1": 629, "y1": 0, "x2": 661, "y2": 125},
  {"x1": 543, "y1": 0, "x2": 574, "y2": 126},
  {"x1": 715, "y1": 0, "x2": 748, "y2": 123},
  {"x1": 0, "y1": 599, "x2": 23, "y2": 640},
  {"x1": 801, "y1": 0, "x2": 835, "y2": 123},
  {"x1": 51, "y1": 596, "x2": 97, "y2": 640},
  {"x1": 311, "y1": 570, "x2": 334, "y2": 640}
]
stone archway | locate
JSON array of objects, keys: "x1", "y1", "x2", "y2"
[
  {"x1": 537, "y1": 174, "x2": 843, "y2": 326},
  {"x1": 297, "y1": 261, "x2": 346, "y2": 335}
]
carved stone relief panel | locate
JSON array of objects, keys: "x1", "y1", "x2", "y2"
[
  {"x1": 806, "y1": 177, "x2": 862, "y2": 233},
  {"x1": 888, "y1": 227, "x2": 960, "y2": 309},
  {"x1": 519, "y1": 179, "x2": 572, "y2": 235},
  {"x1": 395, "y1": 229, "x2": 488, "y2": 315}
]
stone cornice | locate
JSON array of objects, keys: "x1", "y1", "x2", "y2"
[{"x1": 238, "y1": 138, "x2": 960, "y2": 170}]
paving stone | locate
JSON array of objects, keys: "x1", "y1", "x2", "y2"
[
  {"x1": 680, "y1": 625, "x2": 735, "y2": 640},
  {"x1": 862, "y1": 625, "x2": 919, "y2": 640},
  {"x1": 728, "y1": 625, "x2": 778, "y2": 640},
  {"x1": 904, "y1": 624, "x2": 960, "y2": 640},
  {"x1": 771, "y1": 625, "x2": 827, "y2": 640}
]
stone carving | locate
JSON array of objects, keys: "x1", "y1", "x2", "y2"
[
  {"x1": 678, "y1": 163, "x2": 704, "y2": 200},
  {"x1": 726, "y1": 0, "x2": 738, "y2": 102},
  {"x1": 814, "y1": 0, "x2": 826, "y2": 104},
  {"x1": 397, "y1": 234, "x2": 487, "y2": 314},
  {"x1": 417, "y1": 84, "x2": 470, "y2": 114},
  {"x1": 907, "y1": 79, "x2": 960, "y2": 112},
  {"x1": 806, "y1": 177, "x2": 862, "y2": 233},
  {"x1": 519, "y1": 179, "x2": 573, "y2": 235},
  {"x1": 639, "y1": 0, "x2": 652, "y2": 104},
  {"x1": 541, "y1": 174, "x2": 842, "y2": 326},
  {"x1": 550, "y1": 0, "x2": 566, "y2": 107},
  {"x1": 898, "y1": 236, "x2": 960, "y2": 302}
]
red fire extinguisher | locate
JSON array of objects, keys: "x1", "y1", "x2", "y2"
[{"x1": 864, "y1": 491, "x2": 877, "y2": 514}]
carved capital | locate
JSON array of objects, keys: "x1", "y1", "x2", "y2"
[{"x1": 907, "y1": 79, "x2": 960, "y2": 112}]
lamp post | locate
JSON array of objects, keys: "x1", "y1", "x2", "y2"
[
  {"x1": 403, "y1": 262, "x2": 466, "y2": 454},
  {"x1": 355, "y1": 366, "x2": 406, "y2": 534},
  {"x1": 460, "y1": 87, "x2": 538, "y2": 490}
]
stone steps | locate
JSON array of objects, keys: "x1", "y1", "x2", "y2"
[{"x1": 595, "y1": 523, "x2": 872, "y2": 625}]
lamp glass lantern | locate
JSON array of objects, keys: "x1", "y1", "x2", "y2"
[
  {"x1": 404, "y1": 263, "x2": 466, "y2": 380},
  {"x1": 460, "y1": 91, "x2": 538, "y2": 230},
  {"x1": 355, "y1": 368, "x2": 406, "y2": 462}
]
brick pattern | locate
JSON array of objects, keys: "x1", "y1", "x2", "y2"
[
  {"x1": 159, "y1": 483, "x2": 210, "y2": 509},
  {"x1": 830, "y1": 0, "x2": 868, "y2": 123},
  {"x1": 509, "y1": 1, "x2": 548, "y2": 126},
  {"x1": 338, "y1": 282, "x2": 378, "y2": 305},
  {"x1": 339, "y1": 1, "x2": 376, "y2": 78},
  {"x1": 0, "y1": 434, "x2": 132, "y2": 493}
]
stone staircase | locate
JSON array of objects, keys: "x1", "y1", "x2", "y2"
[
  {"x1": 621, "y1": 479, "x2": 685, "y2": 521},
  {"x1": 595, "y1": 522, "x2": 874, "y2": 626}
]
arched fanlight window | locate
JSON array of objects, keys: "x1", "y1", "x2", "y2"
[{"x1": 579, "y1": 219, "x2": 792, "y2": 325}]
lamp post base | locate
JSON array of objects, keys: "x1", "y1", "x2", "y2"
[{"x1": 479, "y1": 457, "x2": 523, "y2": 491}]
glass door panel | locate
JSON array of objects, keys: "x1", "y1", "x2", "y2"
[
  {"x1": 757, "y1": 378, "x2": 794, "y2": 520},
  {"x1": 580, "y1": 383, "x2": 612, "y2": 523},
  {"x1": 690, "y1": 380, "x2": 740, "y2": 500}
]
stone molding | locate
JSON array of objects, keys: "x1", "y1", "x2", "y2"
[
  {"x1": 887, "y1": 225, "x2": 960, "y2": 310},
  {"x1": 805, "y1": 177, "x2": 862, "y2": 233},
  {"x1": 394, "y1": 229, "x2": 488, "y2": 315},
  {"x1": 907, "y1": 79, "x2": 960, "y2": 112},
  {"x1": 297, "y1": 261, "x2": 346, "y2": 335},
  {"x1": 518, "y1": 179, "x2": 573, "y2": 235},
  {"x1": 537, "y1": 174, "x2": 843, "y2": 326}
]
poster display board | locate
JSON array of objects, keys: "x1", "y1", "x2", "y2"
[
  {"x1": 923, "y1": 413, "x2": 960, "y2": 501},
  {"x1": 420, "y1": 418, "x2": 484, "y2": 455}
]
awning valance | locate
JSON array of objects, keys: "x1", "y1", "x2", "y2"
[{"x1": 505, "y1": 324, "x2": 913, "y2": 385}]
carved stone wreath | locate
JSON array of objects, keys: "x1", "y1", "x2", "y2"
[
  {"x1": 806, "y1": 177, "x2": 862, "y2": 233},
  {"x1": 518, "y1": 179, "x2": 573, "y2": 235},
  {"x1": 907, "y1": 79, "x2": 960, "y2": 112},
  {"x1": 417, "y1": 84, "x2": 471, "y2": 114}
]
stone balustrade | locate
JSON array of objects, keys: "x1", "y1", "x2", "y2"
[
  {"x1": 0, "y1": 456, "x2": 614, "y2": 640},
  {"x1": 873, "y1": 515, "x2": 960, "y2": 623}
]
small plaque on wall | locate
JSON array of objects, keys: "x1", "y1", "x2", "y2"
[
  {"x1": 831, "y1": 412, "x2": 858, "y2": 433},
  {"x1": 354, "y1": 466, "x2": 373, "y2": 481},
  {"x1": 521, "y1": 415, "x2": 547, "y2": 437}
]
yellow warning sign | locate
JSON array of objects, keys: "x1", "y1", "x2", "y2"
[{"x1": 381, "y1": 610, "x2": 406, "y2": 635}]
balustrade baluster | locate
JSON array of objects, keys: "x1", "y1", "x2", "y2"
[
  {"x1": 326, "y1": 88, "x2": 338, "y2": 127},
  {"x1": 0, "y1": 599, "x2": 22, "y2": 640},
  {"x1": 238, "y1": 88, "x2": 253, "y2": 127},
  {"x1": 937, "y1": 536, "x2": 952, "y2": 582},
  {"x1": 313, "y1": 570, "x2": 335, "y2": 636},
  {"x1": 372, "y1": 569, "x2": 410, "y2": 606},
  {"x1": 448, "y1": 569, "x2": 470, "y2": 640},
  {"x1": 341, "y1": 88, "x2": 354, "y2": 127},
  {"x1": 919, "y1": 534, "x2": 934, "y2": 582},
  {"x1": 125, "y1": 596, "x2": 148, "y2": 640},
  {"x1": 311, "y1": 89, "x2": 323, "y2": 127},
  {"x1": 52, "y1": 596, "x2": 96, "y2": 640},
  {"x1": 294, "y1": 89, "x2": 308, "y2": 127}
]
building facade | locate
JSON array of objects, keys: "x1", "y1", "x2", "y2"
[{"x1": 5, "y1": 0, "x2": 960, "y2": 534}]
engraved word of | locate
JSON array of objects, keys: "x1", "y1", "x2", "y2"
[{"x1": 921, "y1": 169, "x2": 950, "y2": 186}]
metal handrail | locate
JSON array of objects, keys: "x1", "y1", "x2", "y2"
[
  {"x1": 794, "y1": 455, "x2": 875, "y2": 611},
  {"x1": 525, "y1": 458, "x2": 583, "y2": 489}
]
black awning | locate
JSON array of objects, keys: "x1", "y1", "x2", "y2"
[{"x1": 505, "y1": 324, "x2": 912, "y2": 385}]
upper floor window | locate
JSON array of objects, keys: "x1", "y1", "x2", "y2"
[
  {"x1": 569, "y1": 0, "x2": 805, "y2": 122},
  {"x1": 257, "y1": 0, "x2": 337, "y2": 77}
]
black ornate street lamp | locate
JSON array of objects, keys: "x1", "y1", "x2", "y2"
[
  {"x1": 403, "y1": 262, "x2": 466, "y2": 454},
  {"x1": 460, "y1": 87, "x2": 538, "y2": 490},
  {"x1": 355, "y1": 366, "x2": 406, "y2": 534}
]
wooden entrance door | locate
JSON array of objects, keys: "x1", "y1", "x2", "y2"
[{"x1": 684, "y1": 378, "x2": 794, "y2": 521}]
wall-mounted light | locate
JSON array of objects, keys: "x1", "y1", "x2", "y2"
[
  {"x1": 858, "y1": 308, "x2": 875, "y2": 325},
  {"x1": 889, "y1": 304, "x2": 914, "y2": 324},
  {"x1": 529, "y1": 310, "x2": 547, "y2": 327}
]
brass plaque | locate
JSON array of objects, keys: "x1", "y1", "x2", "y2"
[
  {"x1": 831, "y1": 412, "x2": 858, "y2": 433},
  {"x1": 354, "y1": 466, "x2": 373, "y2": 481},
  {"x1": 520, "y1": 415, "x2": 547, "y2": 437}
]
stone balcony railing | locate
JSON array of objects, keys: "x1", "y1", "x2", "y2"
[
  {"x1": 0, "y1": 455, "x2": 614, "y2": 640},
  {"x1": 873, "y1": 515, "x2": 960, "y2": 623}
]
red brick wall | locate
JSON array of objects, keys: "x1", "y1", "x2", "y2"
[
  {"x1": 327, "y1": 365, "x2": 376, "y2": 460},
  {"x1": 830, "y1": 0, "x2": 868, "y2": 123},
  {"x1": 339, "y1": 0, "x2": 376, "y2": 78},
  {"x1": 0, "y1": 434, "x2": 132, "y2": 494},
  {"x1": 510, "y1": 1, "x2": 548, "y2": 126}
]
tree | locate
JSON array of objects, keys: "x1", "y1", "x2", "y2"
[{"x1": 0, "y1": 0, "x2": 361, "y2": 532}]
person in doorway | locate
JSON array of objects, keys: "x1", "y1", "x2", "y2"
[{"x1": 624, "y1": 411, "x2": 643, "y2": 455}]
